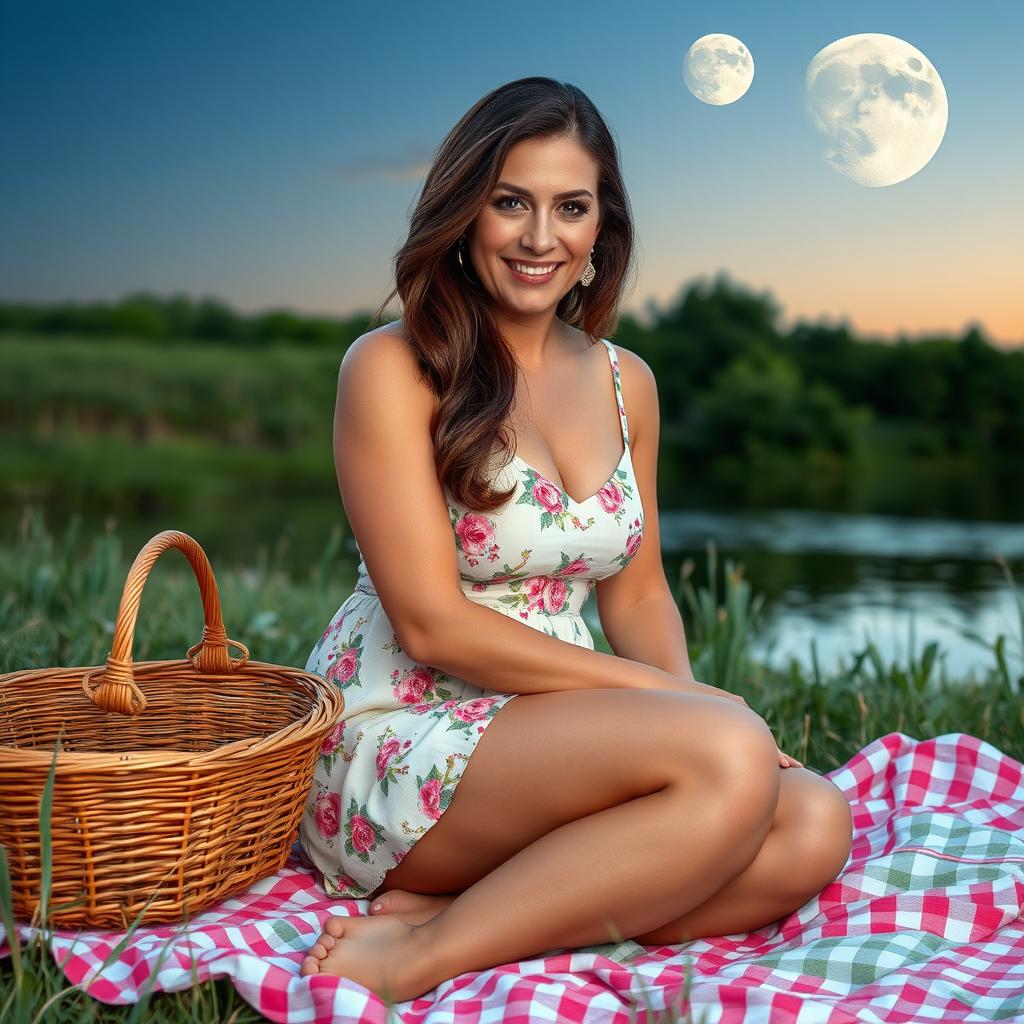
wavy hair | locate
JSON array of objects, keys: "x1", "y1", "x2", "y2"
[{"x1": 370, "y1": 76, "x2": 637, "y2": 511}]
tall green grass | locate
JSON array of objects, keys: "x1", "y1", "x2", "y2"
[
  {"x1": 673, "y1": 540, "x2": 1023, "y2": 767},
  {"x1": 2, "y1": 508, "x2": 1021, "y2": 1021}
]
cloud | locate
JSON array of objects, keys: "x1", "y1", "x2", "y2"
[{"x1": 329, "y1": 141, "x2": 435, "y2": 183}]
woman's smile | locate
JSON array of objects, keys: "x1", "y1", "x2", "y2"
[{"x1": 501, "y1": 257, "x2": 563, "y2": 284}]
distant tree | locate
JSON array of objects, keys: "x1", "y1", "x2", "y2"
[{"x1": 690, "y1": 347, "x2": 861, "y2": 459}]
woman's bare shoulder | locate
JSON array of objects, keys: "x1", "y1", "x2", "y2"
[{"x1": 343, "y1": 320, "x2": 432, "y2": 402}]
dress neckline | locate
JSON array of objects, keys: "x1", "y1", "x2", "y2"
[
  {"x1": 510, "y1": 338, "x2": 631, "y2": 506},
  {"x1": 510, "y1": 444, "x2": 631, "y2": 507}
]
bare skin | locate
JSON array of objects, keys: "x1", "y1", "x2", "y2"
[
  {"x1": 364, "y1": 763, "x2": 842, "y2": 944},
  {"x1": 301, "y1": 137, "x2": 853, "y2": 1001},
  {"x1": 299, "y1": 691, "x2": 853, "y2": 1001}
]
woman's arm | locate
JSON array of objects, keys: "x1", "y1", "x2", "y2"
[
  {"x1": 335, "y1": 331, "x2": 697, "y2": 697},
  {"x1": 593, "y1": 347, "x2": 696, "y2": 681},
  {"x1": 597, "y1": 591, "x2": 695, "y2": 680}
]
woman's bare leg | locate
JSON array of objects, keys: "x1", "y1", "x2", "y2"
[
  {"x1": 299, "y1": 688, "x2": 778, "y2": 999},
  {"x1": 369, "y1": 765, "x2": 853, "y2": 943},
  {"x1": 404, "y1": 737, "x2": 780, "y2": 991}
]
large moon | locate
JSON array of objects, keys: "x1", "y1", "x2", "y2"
[
  {"x1": 805, "y1": 33, "x2": 948, "y2": 187},
  {"x1": 683, "y1": 33, "x2": 755, "y2": 105}
]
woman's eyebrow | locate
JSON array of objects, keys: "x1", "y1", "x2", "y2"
[{"x1": 494, "y1": 181, "x2": 594, "y2": 200}]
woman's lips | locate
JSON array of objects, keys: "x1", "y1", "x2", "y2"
[{"x1": 502, "y1": 258, "x2": 562, "y2": 283}]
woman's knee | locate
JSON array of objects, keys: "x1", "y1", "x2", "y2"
[
  {"x1": 776, "y1": 769, "x2": 854, "y2": 898},
  {"x1": 693, "y1": 699, "x2": 782, "y2": 822}
]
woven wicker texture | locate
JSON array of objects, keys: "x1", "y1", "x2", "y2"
[{"x1": 0, "y1": 530, "x2": 344, "y2": 927}]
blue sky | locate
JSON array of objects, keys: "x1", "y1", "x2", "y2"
[{"x1": 2, "y1": 0, "x2": 1021, "y2": 344}]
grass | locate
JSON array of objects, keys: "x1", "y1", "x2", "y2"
[{"x1": 1, "y1": 506, "x2": 1022, "y2": 1021}]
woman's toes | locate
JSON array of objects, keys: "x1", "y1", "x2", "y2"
[
  {"x1": 310, "y1": 929, "x2": 339, "y2": 958},
  {"x1": 368, "y1": 890, "x2": 401, "y2": 914},
  {"x1": 306, "y1": 916, "x2": 348, "y2": 963},
  {"x1": 368, "y1": 889, "x2": 431, "y2": 915}
]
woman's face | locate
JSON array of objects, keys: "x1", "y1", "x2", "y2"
[{"x1": 465, "y1": 136, "x2": 602, "y2": 314}]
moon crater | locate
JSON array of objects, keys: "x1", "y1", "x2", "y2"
[
  {"x1": 805, "y1": 32, "x2": 948, "y2": 187},
  {"x1": 683, "y1": 33, "x2": 755, "y2": 106}
]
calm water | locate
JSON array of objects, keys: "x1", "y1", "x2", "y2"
[
  {"x1": 9, "y1": 498, "x2": 1024, "y2": 684},
  {"x1": 612, "y1": 507, "x2": 1024, "y2": 684}
]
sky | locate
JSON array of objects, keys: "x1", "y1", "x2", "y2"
[{"x1": 2, "y1": 0, "x2": 1022, "y2": 346}]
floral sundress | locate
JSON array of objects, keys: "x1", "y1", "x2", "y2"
[{"x1": 299, "y1": 337, "x2": 646, "y2": 900}]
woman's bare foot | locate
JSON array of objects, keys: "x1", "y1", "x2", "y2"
[
  {"x1": 299, "y1": 913, "x2": 441, "y2": 1003},
  {"x1": 367, "y1": 888, "x2": 457, "y2": 925}
]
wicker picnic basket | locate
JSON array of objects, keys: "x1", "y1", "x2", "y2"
[{"x1": 0, "y1": 529, "x2": 345, "y2": 928}]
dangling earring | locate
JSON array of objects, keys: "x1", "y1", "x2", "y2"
[
  {"x1": 580, "y1": 247, "x2": 596, "y2": 287},
  {"x1": 456, "y1": 236, "x2": 476, "y2": 283}
]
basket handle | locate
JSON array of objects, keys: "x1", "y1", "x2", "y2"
[{"x1": 82, "y1": 530, "x2": 250, "y2": 717}]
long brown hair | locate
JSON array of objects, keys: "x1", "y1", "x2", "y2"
[{"x1": 370, "y1": 76, "x2": 637, "y2": 512}]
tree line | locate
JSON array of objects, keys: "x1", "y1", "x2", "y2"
[{"x1": 2, "y1": 273, "x2": 1021, "y2": 463}]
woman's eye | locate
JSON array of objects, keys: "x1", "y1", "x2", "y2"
[
  {"x1": 564, "y1": 200, "x2": 590, "y2": 216},
  {"x1": 493, "y1": 195, "x2": 590, "y2": 217}
]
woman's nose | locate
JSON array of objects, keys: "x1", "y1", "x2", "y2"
[{"x1": 522, "y1": 213, "x2": 554, "y2": 250}]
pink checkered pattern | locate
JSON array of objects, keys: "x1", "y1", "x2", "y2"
[{"x1": 3, "y1": 731, "x2": 1024, "y2": 1023}]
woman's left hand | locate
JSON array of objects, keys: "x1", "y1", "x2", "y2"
[{"x1": 671, "y1": 675, "x2": 804, "y2": 769}]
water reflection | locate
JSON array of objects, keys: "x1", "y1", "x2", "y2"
[
  {"x1": 9, "y1": 498, "x2": 1022, "y2": 684},
  {"x1": 582, "y1": 508, "x2": 1024, "y2": 683}
]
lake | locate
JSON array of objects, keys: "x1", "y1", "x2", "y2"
[
  {"x1": 8, "y1": 498, "x2": 1023, "y2": 684},
  {"x1": 636, "y1": 506, "x2": 1024, "y2": 684}
]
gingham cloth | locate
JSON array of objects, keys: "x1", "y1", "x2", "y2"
[{"x1": 3, "y1": 730, "x2": 1024, "y2": 1023}]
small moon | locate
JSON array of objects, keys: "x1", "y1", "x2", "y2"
[
  {"x1": 805, "y1": 32, "x2": 948, "y2": 187},
  {"x1": 683, "y1": 33, "x2": 755, "y2": 105}
]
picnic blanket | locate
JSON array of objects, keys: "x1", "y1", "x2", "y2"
[{"x1": 3, "y1": 730, "x2": 1024, "y2": 1023}]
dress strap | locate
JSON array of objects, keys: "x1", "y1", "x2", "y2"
[{"x1": 600, "y1": 338, "x2": 630, "y2": 449}]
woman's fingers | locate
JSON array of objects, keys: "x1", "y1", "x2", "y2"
[{"x1": 776, "y1": 747, "x2": 804, "y2": 768}]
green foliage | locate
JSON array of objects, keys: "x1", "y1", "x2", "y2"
[
  {"x1": 0, "y1": 292, "x2": 376, "y2": 349},
  {"x1": 674, "y1": 540, "x2": 767, "y2": 694},
  {"x1": 2, "y1": 279, "x2": 1023, "y2": 523},
  {"x1": 688, "y1": 347, "x2": 862, "y2": 460},
  {"x1": 1, "y1": 512, "x2": 1022, "y2": 1020},
  {"x1": 671, "y1": 542, "x2": 1023, "y2": 769}
]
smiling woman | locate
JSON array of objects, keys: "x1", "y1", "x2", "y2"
[{"x1": 295, "y1": 75, "x2": 852, "y2": 1001}]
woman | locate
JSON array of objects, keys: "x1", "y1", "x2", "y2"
[{"x1": 298, "y1": 76, "x2": 853, "y2": 1001}]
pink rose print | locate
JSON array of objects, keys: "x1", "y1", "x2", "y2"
[
  {"x1": 376, "y1": 735, "x2": 403, "y2": 779},
  {"x1": 531, "y1": 479, "x2": 564, "y2": 513},
  {"x1": 524, "y1": 577, "x2": 548, "y2": 606},
  {"x1": 456, "y1": 513, "x2": 495, "y2": 556},
  {"x1": 314, "y1": 792, "x2": 340, "y2": 839},
  {"x1": 326, "y1": 646, "x2": 358, "y2": 686},
  {"x1": 317, "y1": 615, "x2": 342, "y2": 647},
  {"x1": 561, "y1": 557, "x2": 589, "y2": 576},
  {"x1": 419, "y1": 777, "x2": 443, "y2": 820},
  {"x1": 541, "y1": 577, "x2": 569, "y2": 613},
  {"x1": 596, "y1": 480, "x2": 624, "y2": 514},
  {"x1": 393, "y1": 666, "x2": 434, "y2": 704},
  {"x1": 453, "y1": 697, "x2": 495, "y2": 723},
  {"x1": 320, "y1": 722, "x2": 344, "y2": 755},
  {"x1": 523, "y1": 576, "x2": 568, "y2": 614},
  {"x1": 349, "y1": 814, "x2": 376, "y2": 854},
  {"x1": 626, "y1": 528, "x2": 644, "y2": 558}
]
